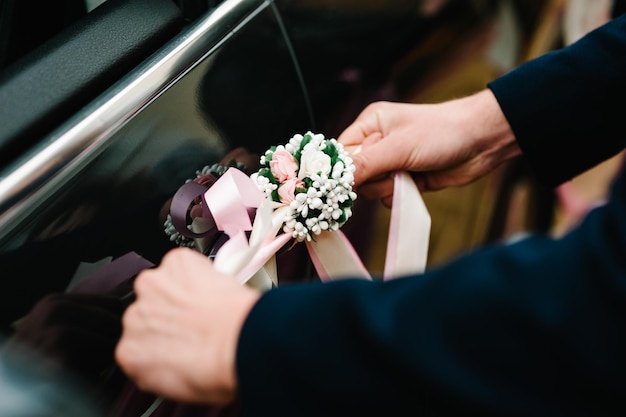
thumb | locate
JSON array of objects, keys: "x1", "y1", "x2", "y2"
[{"x1": 351, "y1": 137, "x2": 406, "y2": 186}]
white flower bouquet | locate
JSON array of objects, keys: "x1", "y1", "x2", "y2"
[
  {"x1": 250, "y1": 131, "x2": 357, "y2": 242},
  {"x1": 162, "y1": 130, "x2": 429, "y2": 286}
]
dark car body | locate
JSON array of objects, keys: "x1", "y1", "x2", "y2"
[
  {"x1": 0, "y1": 0, "x2": 481, "y2": 327},
  {"x1": 0, "y1": 0, "x2": 498, "y2": 414}
]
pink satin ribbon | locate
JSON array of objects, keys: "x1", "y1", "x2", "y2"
[
  {"x1": 199, "y1": 168, "x2": 290, "y2": 283},
  {"x1": 185, "y1": 168, "x2": 430, "y2": 284},
  {"x1": 383, "y1": 171, "x2": 430, "y2": 280}
]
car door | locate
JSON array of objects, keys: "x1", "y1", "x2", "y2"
[
  {"x1": 0, "y1": 0, "x2": 316, "y2": 414},
  {"x1": 0, "y1": 0, "x2": 317, "y2": 324}
]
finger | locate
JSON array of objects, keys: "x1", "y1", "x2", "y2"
[
  {"x1": 159, "y1": 246, "x2": 195, "y2": 272},
  {"x1": 337, "y1": 123, "x2": 367, "y2": 147},
  {"x1": 132, "y1": 267, "x2": 160, "y2": 301},
  {"x1": 337, "y1": 108, "x2": 381, "y2": 146},
  {"x1": 413, "y1": 166, "x2": 474, "y2": 192},
  {"x1": 342, "y1": 144, "x2": 362, "y2": 155},
  {"x1": 116, "y1": 301, "x2": 152, "y2": 366},
  {"x1": 351, "y1": 136, "x2": 407, "y2": 186},
  {"x1": 356, "y1": 176, "x2": 394, "y2": 201},
  {"x1": 163, "y1": 246, "x2": 213, "y2": 274},
  {"x1": 114, "y1": 324, "x2": 143, "y2": 381},
  {"x1": 342, "y1": 131, "x2": 380, "y2": 157},
  {"x1": 361, "y1": 131, "x2": 383, "y2": 148}
]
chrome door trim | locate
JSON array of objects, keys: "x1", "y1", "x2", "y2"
[{"x1": 0, "y1": 0, "x2": 271, "y2": 243}]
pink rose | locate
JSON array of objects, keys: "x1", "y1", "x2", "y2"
[
  {"x1": 278, "y1": 178, "x2": 303, "y2": 204},
  {"x1": 270, "y1": 150, "x2": 298, "y2": 182}
]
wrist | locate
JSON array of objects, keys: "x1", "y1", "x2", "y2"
[{"x1": 457, "y1": 89, "x2": 521, "y2": 171}]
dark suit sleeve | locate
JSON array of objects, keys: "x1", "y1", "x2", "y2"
[
  {"x1": 488, "y1": 13, "x2": 626, "y2": 187},
  {"x1": 237, "y1": 174, "x2": 626, "y2": 417},
  {"x1": 235, "y1": 14, "x2": 626, "y2": 417}
]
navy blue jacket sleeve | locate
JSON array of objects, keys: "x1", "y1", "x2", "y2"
[
  {"x1": 237, "y1": 186, "x2": 626, "y2": 417},
  {"x1": 235, "y1": 13, "x2": 626, "y2": 417},
  {"x1": 488, "y1": 13, "x2": 626, "y2": 187}
]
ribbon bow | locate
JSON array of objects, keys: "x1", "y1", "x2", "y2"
[{"x1": 170, "y1": 166, "x2": 430, "y2": 286}]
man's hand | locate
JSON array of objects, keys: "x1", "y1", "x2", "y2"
[
  {"x1": 115, "y1": 247, "x2": 261, "y2": 404},
  {"x1": 338, "y1": 90, "x2": 520, "y2": 206}
]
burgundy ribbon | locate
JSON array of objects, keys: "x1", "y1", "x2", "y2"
[
  {"x1": 69, "y1": 251, "x2": 154, "y2": 295},
  {"x1": 170, "y1": 181, "x2": 219, "y2": 240}
]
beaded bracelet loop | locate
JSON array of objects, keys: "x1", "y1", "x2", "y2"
[{"x1": 163, "y1": 160, "x2": 247, "y2": 249}]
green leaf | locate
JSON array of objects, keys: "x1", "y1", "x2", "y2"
[
  {"x1": 309, "y1": 208, "x2": 322, "y2": 218},
  {"x1": 259, "y1": 167, "x2": 277, "y2": 183},
  {"x1": 296, "y1": 133, "x2": 312, "y2": 157},
  {"x1": 325, "y1": 142, "x2": 338, "y2": 160}
]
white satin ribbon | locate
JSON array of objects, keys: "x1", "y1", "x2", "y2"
[
  {"x1": 205, "y1": 167, "x2": 430, "y2": 287},
  {"x1": 305, "y1": 170, "x2": 430, "y2": 281},
  {"x1": 384, "y1": 171, "x2": 431, "y2": 279}
]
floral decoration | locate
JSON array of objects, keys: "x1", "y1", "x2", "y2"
[
  {"x1": 163, "y1": 160, "x2": 247, "y2": 248},
  {"x1": 250, "y1": 131, "x2": 357, "y2": 242}
]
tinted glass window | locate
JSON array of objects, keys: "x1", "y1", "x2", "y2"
[{"x1": 0, "y1": 2, "x2": 309, "y2": 338}]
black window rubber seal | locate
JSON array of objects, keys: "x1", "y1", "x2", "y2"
[{"x1": 0, "y1": 0, "x2": 185, "y2": 169}]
